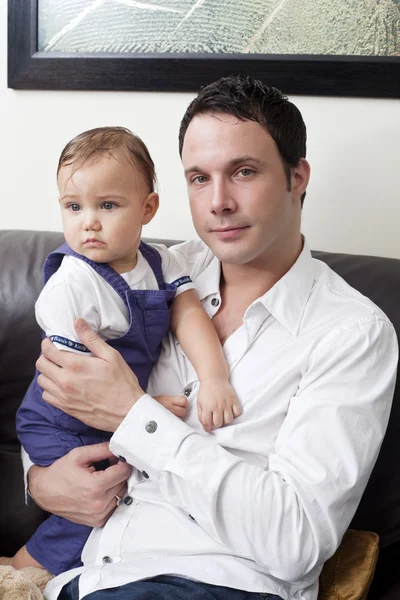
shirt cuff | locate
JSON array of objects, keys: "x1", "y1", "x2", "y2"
[
  {"x1": 173, "y1": 279, "x2": 195, "y2": 297},
  {"x1": 109, "y1": 394, "x2": 193, "y2": 480}
]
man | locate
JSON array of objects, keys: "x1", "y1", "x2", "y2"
[{"x1": 28, "y1": 76, "x2": 397, "y2": 600}]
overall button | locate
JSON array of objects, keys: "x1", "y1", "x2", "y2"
[
  {"x1": 124, "y1": 496, "x2": 133, "y2": 505},
  {"x1": 184, "y1": 388, "x2": 192, "y2": 397},
  {"x1": 102, "y1": 556, "x2": 112, "y2": 564},
  {"x1": 145, "y1": 420, "x2": 158, "y2": 434},
  {"x1": 118, "y1": 455, "x2": 126, "y2": 463},
  {"x1": 211, "y1": 298, "x2": 220, "y2": 307}
]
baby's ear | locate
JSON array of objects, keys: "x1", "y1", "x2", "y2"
[{"x1": 142, "y1": 192, "x2": 159, "y2": 225}]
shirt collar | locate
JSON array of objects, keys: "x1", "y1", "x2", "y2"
[
  {"x1": 194, "y1": 239, "x2": 315, "y2": 336},
  {"x1": 194, "y1": 253, "x2": 222, "y2": 302},
  {"x1": 259, "y1": 240, "x2": 315, "y2": 335}
]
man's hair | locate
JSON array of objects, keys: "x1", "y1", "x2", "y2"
[
  {"x1": 179, "y1": 75, "x2": 307, "y2": 206},
  {"x1": 57, "y1": 126, "x2": 156, "y2": 193}
]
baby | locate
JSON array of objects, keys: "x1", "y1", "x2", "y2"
[{"x1": 11, "y1": 127, "x2": 241, "y2": 578}]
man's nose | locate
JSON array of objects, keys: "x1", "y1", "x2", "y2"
[{"x1": 210, "y1": 180, "x2": 236, "y2": 215}]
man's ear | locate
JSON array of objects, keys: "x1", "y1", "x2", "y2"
[
  {"x1": 142, "y1": 192, "x2": 159, "y2": 225},
  {"x1": 291, "y1": 159, "x2": 310, "y2": 203}
]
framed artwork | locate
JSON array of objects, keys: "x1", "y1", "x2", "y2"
[{"x1": 8, "y1": 0, "x2": 400, "y2": 97}]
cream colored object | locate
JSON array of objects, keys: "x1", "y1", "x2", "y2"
[{"x1": 0, "y1": 565, "x2": 53, "y2": 600}]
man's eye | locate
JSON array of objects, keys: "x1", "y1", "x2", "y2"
[
  {"x1": 101, "y1": 202, "x2": 116, "y2": 210},
  {"x1": 69, "y1": 203, "x2": 81, "y2": 212},
  {"x1": 193, "y1": 175, "x2": 208, "y2": 184},
  {"x1": 239, "y1": 168, "x2": 254, "y2": 177}
]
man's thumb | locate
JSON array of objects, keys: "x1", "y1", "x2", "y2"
[
  {"x1": 74, "y1": 318, "x2": 109, "y2": 358},
  {"x1": 74, "y1": 442, "x2": 114, "y2": 467}
]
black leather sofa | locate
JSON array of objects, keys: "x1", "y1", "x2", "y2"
[{"x1": 0, "y1": 229, "x2": 399, "y2": 599}]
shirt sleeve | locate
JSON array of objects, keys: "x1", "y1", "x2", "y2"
[
  {"x1": 21, "y1": 446, "x2": 34, "y2": 504},
  {"x1": 35, "y1": 269, "x2": 101, "y2": 355},
  {"x1": 109, "y1": 318, "x2": 398, "y2": 583},
  {"x1": 151, "y1": 243, "x2": 195, "y2": 297}
]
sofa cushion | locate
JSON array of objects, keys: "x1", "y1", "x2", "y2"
[
  {"x1": 0, "y1": 230, "x2": 64, "y2": 555},
  {"x1": 319, "y1": 529, "x2": 379, "y2": 600}
]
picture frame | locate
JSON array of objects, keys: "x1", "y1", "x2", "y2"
[{"x1": 8, "y1": 0, "x2": 400, "y2": 98}]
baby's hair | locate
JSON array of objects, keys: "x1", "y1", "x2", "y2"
[{"x1": 57, "y1": 126, "x2": 156, "y2": 193}]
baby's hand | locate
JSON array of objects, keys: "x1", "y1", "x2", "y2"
[
  {"x1": 154, "y1": 395, "x2": 188, "y2": 420},
  {"x1": 197, "y1": 378, "x2": 241, "y2": 432}
]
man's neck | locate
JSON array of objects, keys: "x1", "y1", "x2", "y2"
[{"x1": 220, "y1": 237, "x2": 303, "y2": 305}]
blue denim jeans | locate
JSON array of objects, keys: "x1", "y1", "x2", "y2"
[{"x1": 58, "y1": 574, "x2": 283, "y2": 600}]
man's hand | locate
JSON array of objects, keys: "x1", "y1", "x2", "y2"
[
  {"x1": 154, "y1": 395, "x2": 188, "y2": 419},
  {"x1": 29, "y1": 443, "x2": 132, "y2": 528},
  {"x1": 36, "y1": 318, "x2": 144, "y2": 432}
]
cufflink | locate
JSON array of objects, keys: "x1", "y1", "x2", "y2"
[{"x1": 145, "y1": 420, "x2": 158, "y2": 434}]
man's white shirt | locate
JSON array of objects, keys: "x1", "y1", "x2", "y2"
[{"x1": 43, "y1": 239, "x2": 398, "y2": 600}]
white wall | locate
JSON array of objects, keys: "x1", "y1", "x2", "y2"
[{"x1": 2, "y1": 2, "x2": 399, "y2": 258}]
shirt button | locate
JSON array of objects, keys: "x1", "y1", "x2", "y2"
[
  {"x1": 142, "y1": 471, "x2": 149, "y2": 479},
  {"x1": 102, "y1": 556, "x2": 112, "y2": 564},
  {"x1": 145, "y1": 420, "x2": 158, "y2": 434},
  {"x1": 184, "y1": 388, "x2": 192, "y2": 397},
  {"x1": 124, "y1": 496, "x2": 133, "y2": 505},
  {"x1": 211, "y1": 298, "x2": 220, "y2": 307},
  {"x1": 118, "y1": 455, "x2": 127, "y2": 463}
]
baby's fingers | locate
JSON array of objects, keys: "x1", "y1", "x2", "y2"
[
  {"x1": 223, "y1": 408, "x2": 234, "y2": 426},
  {"x1": 198, "y1": 405, "x2": 213, "y2": 433},
  {"x1": 232, "y1": 402, "x2": 242, "y2": 417},
  {"x1": 212, "y1": 410, "x2": 224, "y2": 430}
]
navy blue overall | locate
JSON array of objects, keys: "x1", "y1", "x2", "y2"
[{"x1": 16, "y1": 242, "x2": 177, "y2": 575}]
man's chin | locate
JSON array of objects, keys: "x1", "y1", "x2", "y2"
[{"x1": 206, "y1": 241, "x2": 253, "y2": 266}]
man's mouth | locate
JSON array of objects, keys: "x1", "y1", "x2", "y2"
[{"x1": 212, "y1": 226, "x2": 249, "y2": 239}]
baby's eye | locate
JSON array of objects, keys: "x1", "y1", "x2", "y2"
[
  {"x1": 69, "y1": 203, "x2": 81, "y2": 212},
  {"x1": 101, "y1": 202, "x2": 116, "y2": 210}
]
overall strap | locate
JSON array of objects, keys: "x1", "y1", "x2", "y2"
[
  {"x1": 139, "y1": 241, "x2": 166, "y2": 290},
  {"x1": 44, "y1": 243, "x2": 131, "y2": 304},
  {"x1": 43, "y1": 242, "x2": 70, "y2": 285}
]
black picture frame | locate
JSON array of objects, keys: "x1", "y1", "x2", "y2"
[{"x1": 8, "y1": 0, "x2": 400, "y2": 98}]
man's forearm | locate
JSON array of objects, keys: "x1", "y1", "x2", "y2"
[{"x1": 111, "y1": 395, "x2": 319, "y2": 582}]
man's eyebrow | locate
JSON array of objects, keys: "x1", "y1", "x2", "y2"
[
  {"x1": 184, "y1": 156, "x2": 265, "y2": 176},
  {"x1": 230, "y1": 155, "x2": 265, "y2": 167},
  {"x1": 184, "y1": 165, "x2": 202, "y2": 176}
]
